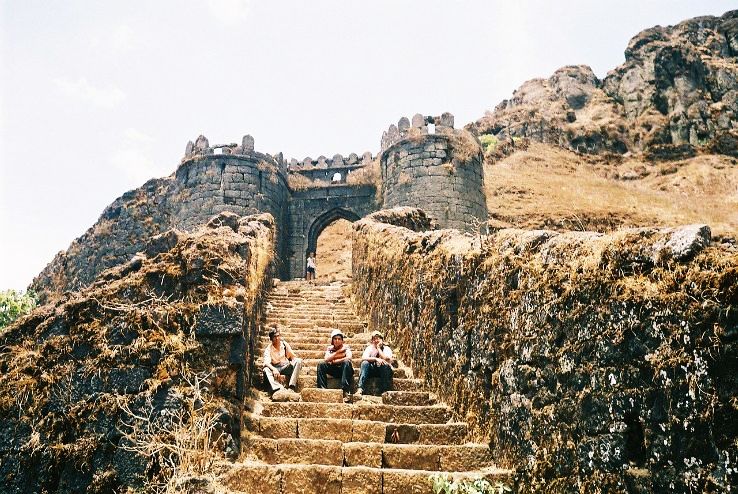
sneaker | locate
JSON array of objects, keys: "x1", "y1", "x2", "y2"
[
  {"x1": 355, "y1": 388, "x2": 363, "y2": 398},
  {"x1": 342, "y1": 391, "x2": 351, "y2": 403}
]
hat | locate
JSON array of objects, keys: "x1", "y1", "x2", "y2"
[
  {"x1": 330, "y1": 329, "x2": 344, "y2": 339},
  {"x1": 268, "y1": 327, "x2": 280, "y2": 340},
  {"x1": 370, "y1": 330, "x2": 383, "y2": 339}
]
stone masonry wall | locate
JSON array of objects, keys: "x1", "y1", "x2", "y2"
[
  {"x1": 32, "y1": 141, "x2": 292, "y2": 300},
  {"x1": 174, "y1": 153, "x2": 290, "y2": 276},
  {"x1": 351, "y1": 208, "x2": 737, "y2": 493},
  {"x1": 32, "y1": 117, "x2": 486, "y2": 300},
  {"x1": 287, "y1": 151, "x2": 374, "y2": 184},
  {"x1": 381, "y1": 132, "x2": 487, "y2": 232},
  {"x1": 287, "y1": 184, "x2": 379, "y2": 278},
  {"x1": 1, "y1": 212, "x2": 275, "y2": 492}
]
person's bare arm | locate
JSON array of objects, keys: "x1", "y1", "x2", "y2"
[{"x1": 329, "y1": 347, "x2": 348, "y2": 363}]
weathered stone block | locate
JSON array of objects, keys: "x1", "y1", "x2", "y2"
[
  {"x1": 278, "y1": 438, "x2": 343, "y2": 465},
  {"x1": 344, "y1": 442, "x2": 382, "y2": 468},
  {"x1": 281, "y1": 465, "x2": 341, "y2": 494},
  {"x1": 298, "y1": 418, "x2": 353, "y2": 441},
  {"x1": 341, "y1": 466, "x2": 382, "y2": 494},
  {"x1": 382, "y1": 470, "x2": 431, "y2": 494},
  {"x1": 383, "y1": 444, "x2": 440, "y2": 470},
  {"x1": 260, "y1": 417, "x2": 297, "y2": 439},
  {"x1": 194, "y1": 304, "x2": 243, "y2": 336}
]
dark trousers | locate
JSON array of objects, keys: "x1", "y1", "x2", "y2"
[
  {"x1": 358, "y1": 361, "x2": 393, "y2": 394},
  {"x1": 317, "y1": 361, "x2": 354, "y2": 392}
]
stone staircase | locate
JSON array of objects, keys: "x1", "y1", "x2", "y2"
[{"x1": 221, "y1": 280, "x2": 513, "y2": 493}]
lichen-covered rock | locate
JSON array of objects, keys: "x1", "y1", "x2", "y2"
[
  {"x1": 470, "y1": 10, "x2": 738, "y2": 159},
  {"x1": 351, "y1": 208, "x2": 738, "y2": 493},
  {"x1": 0, "y1": 213, "x2": 275, "y2": 493}
]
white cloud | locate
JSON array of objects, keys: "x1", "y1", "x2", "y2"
[
  {"x1": 110, "y1": 129, "x2": 168, "y2": 184},
  {"x1": 88, "y1": 24, "x2": 138, "y2": 53},
  {"x1": 112, "y1": 25, "x2": 138, "y2": 52},
  {"x1": 124, "y1": 128, "x2": 155, "y2": 144},
  {"x1": 207, "y1": 0, "x2": 251, "y2": 25},
  {"x1": 53, "y1": 77, "x2": 126, "y2": 109},
  {"x1": 110, "y1": 148, "x2": 169, "y2": 184}
]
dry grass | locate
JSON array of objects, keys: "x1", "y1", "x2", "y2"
[
  {"x1": 448, "y1": 130, "x2": 482, "y2": 164},
  {"x1": 287, "y1": 173, "x2": 326, "y2": 191},
  {"x1": 346, "y1": 159, "x2": 380, "y2": 187},
  {"x1": 117, "y1": 369, "x2": 226, "y2": 493},
  {"x1": 484, "y1": 142, "x2": 738, "y2": 237},
  {"x1": 315, "y1": 219, "x2": 353, "y2": 281}
]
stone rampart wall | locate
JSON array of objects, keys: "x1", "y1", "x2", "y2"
[
  {"x1": 351, "y1": 207, "x2": 737, "y2": 492},
  {"x1": 381, "y1": 133, "x2": 487, "y2": 232},
  {"x1": 2, "y1": 213, "x2": 276, "y2": 492},
  {"x1": 287, "y1": 184, "x2": 379, "y2": 278},
  {"x1": 175, "y1": 154, "x2": 290, "y2": 275}
]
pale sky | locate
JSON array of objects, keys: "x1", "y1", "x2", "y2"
[{"x1": 1, "y1": 1, "x2": 735, "y2": 290}]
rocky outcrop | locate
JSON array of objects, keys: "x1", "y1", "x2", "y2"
[
  {"x1": 0, "y1": 213, "x2": 275, "y2": 493},
  {"x1": 351, "y1": 207, "x2": 738, "y2": 492},
  {"x1": 470, "y1": 10, "x2": 738, "y2": 158}
]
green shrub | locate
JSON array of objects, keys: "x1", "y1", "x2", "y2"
[
  {"x1": 429, "y1": 473, "x2": 512, "y2": 494},
  {"x1": 479, "y1": 134, "x2": 499, "y2": 153},
  {"x1": 0, "y1": 290, "x2": 38, "y2": 329}
]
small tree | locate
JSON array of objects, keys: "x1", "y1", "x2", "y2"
[{"x1": 0, "y1": 290, "x2": 38, "y2": 329}]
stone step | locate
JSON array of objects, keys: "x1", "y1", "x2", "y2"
[
  {"x1": 267, "y1": 306, "x2": 354, "y2": 313},
  {"x1": 295, "y1": 375, "x2": 422, "y2": 393},
  {"x1": 266, "y1": 318, "x2": 363, "y2": 327},
  {"x1": 258, "y1": 349, "x2": 327, "y2": 359},
  {"x1": 242, "y1": 437, "x2": 496, "y2": 472},
  {"x1": 244, "y1": 415, "x2": 469, "y2": 445},
  {"x1": 261, "y1": 328, "x2": 364, "y2": 337},
  {"x1": 220, "y1": 462, "x2": 513, "y2": 494},
  {"x1": 273, "y1": 362, "x2": 410, "y2": 380},
  {"x1": 268, "y1": 297, "x2": 349, "y2": 303},
  {"x1": 258, "y1": 336, "x2": 371, "y2": 348},
  {"x1": 298, "y1": 389, "x2": 435, "y2": 407},
  {"x1": 381, "y1": 391, "x2": 434, "y2": 406},
  {"x1": 267, "y1": 315, "x2": 357, "y2": 323},
  {"x1": 258, "y1": 402, "x2": 451, "y2": 424},
  {"x1": 267, "y1": 302, "x2": 350, "y2": 308},
  {"x1": 265, "y1": 319, "x2": 365, "y2": 330}
]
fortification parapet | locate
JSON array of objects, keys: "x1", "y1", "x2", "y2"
[
  {"x1": 287, "y1": 150, "x2": 375, "y2": 185},
  {"x1": 380, "y1": 113, "x2": 456, "y2": 152},
  {"x1": 379, "y1": 112, "x2": 487, "y2": 232},
  {"x1": 176, "y1": 133, "x2": 290, "y2": 275}
]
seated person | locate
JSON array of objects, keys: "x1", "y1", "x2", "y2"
[
  {"x1": 263, "y1": 327, "x2": 302, "y2": 395},
  {"x1": 317, "y1": 329, "x2": 354, "y2": 402},
  {"x1": 355, "y1": 330, "x2": 393, "y2": 397}
]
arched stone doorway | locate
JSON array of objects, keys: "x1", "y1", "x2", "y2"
[
  {"x1": 286, "y1": 184, "x2": 379, "y2": 279},
  {"x1": 306, "y1": 207, "x2": 360, "y2": 260}
]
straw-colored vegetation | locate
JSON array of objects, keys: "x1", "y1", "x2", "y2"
[{"x1": 484, "y1": 142, "x2": 738, "y2": 237}]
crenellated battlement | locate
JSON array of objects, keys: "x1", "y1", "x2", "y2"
[
  {"x1": 168, "y1": 112, "x2": 485, "y2": 275},
  {"x1": 287, "y1": 151, "x2": 375, "y2": 171},
  {"x1": 286, "y1": 151, "x2": 376, "y2": 185},
  {"x1": 380, "y1": 112, "x2": 456, "y2": 152}
]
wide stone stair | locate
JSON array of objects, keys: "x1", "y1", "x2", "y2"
[{"x1": 221, "y1": 280, "x2": 513, "y2": 493}]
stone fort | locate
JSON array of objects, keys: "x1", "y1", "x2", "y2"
[{"x1": 32, "y1": 113, "x2": 488, "y2": 294}]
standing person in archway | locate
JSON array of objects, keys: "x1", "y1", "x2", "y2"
[{"x1": 306, "y1": 252, "x2": 316, "y2": 282}]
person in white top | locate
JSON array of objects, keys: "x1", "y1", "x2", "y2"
[
  {"x1": 306, "y1": 253, "x2": 316, "y2": 281},
  {"x1": 317, "y1": 329, "x2": 354, "y2": 402},
  {"x1": 355, "y1": 330, "x2": 393, "y2": 397},
  {"x1": 263, "y1": 327, "x2": 303, "y2": 395}
]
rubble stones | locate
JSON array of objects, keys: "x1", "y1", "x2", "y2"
[{"x1": 351, "y1": 209, "x2": 737, "y2": 492}]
